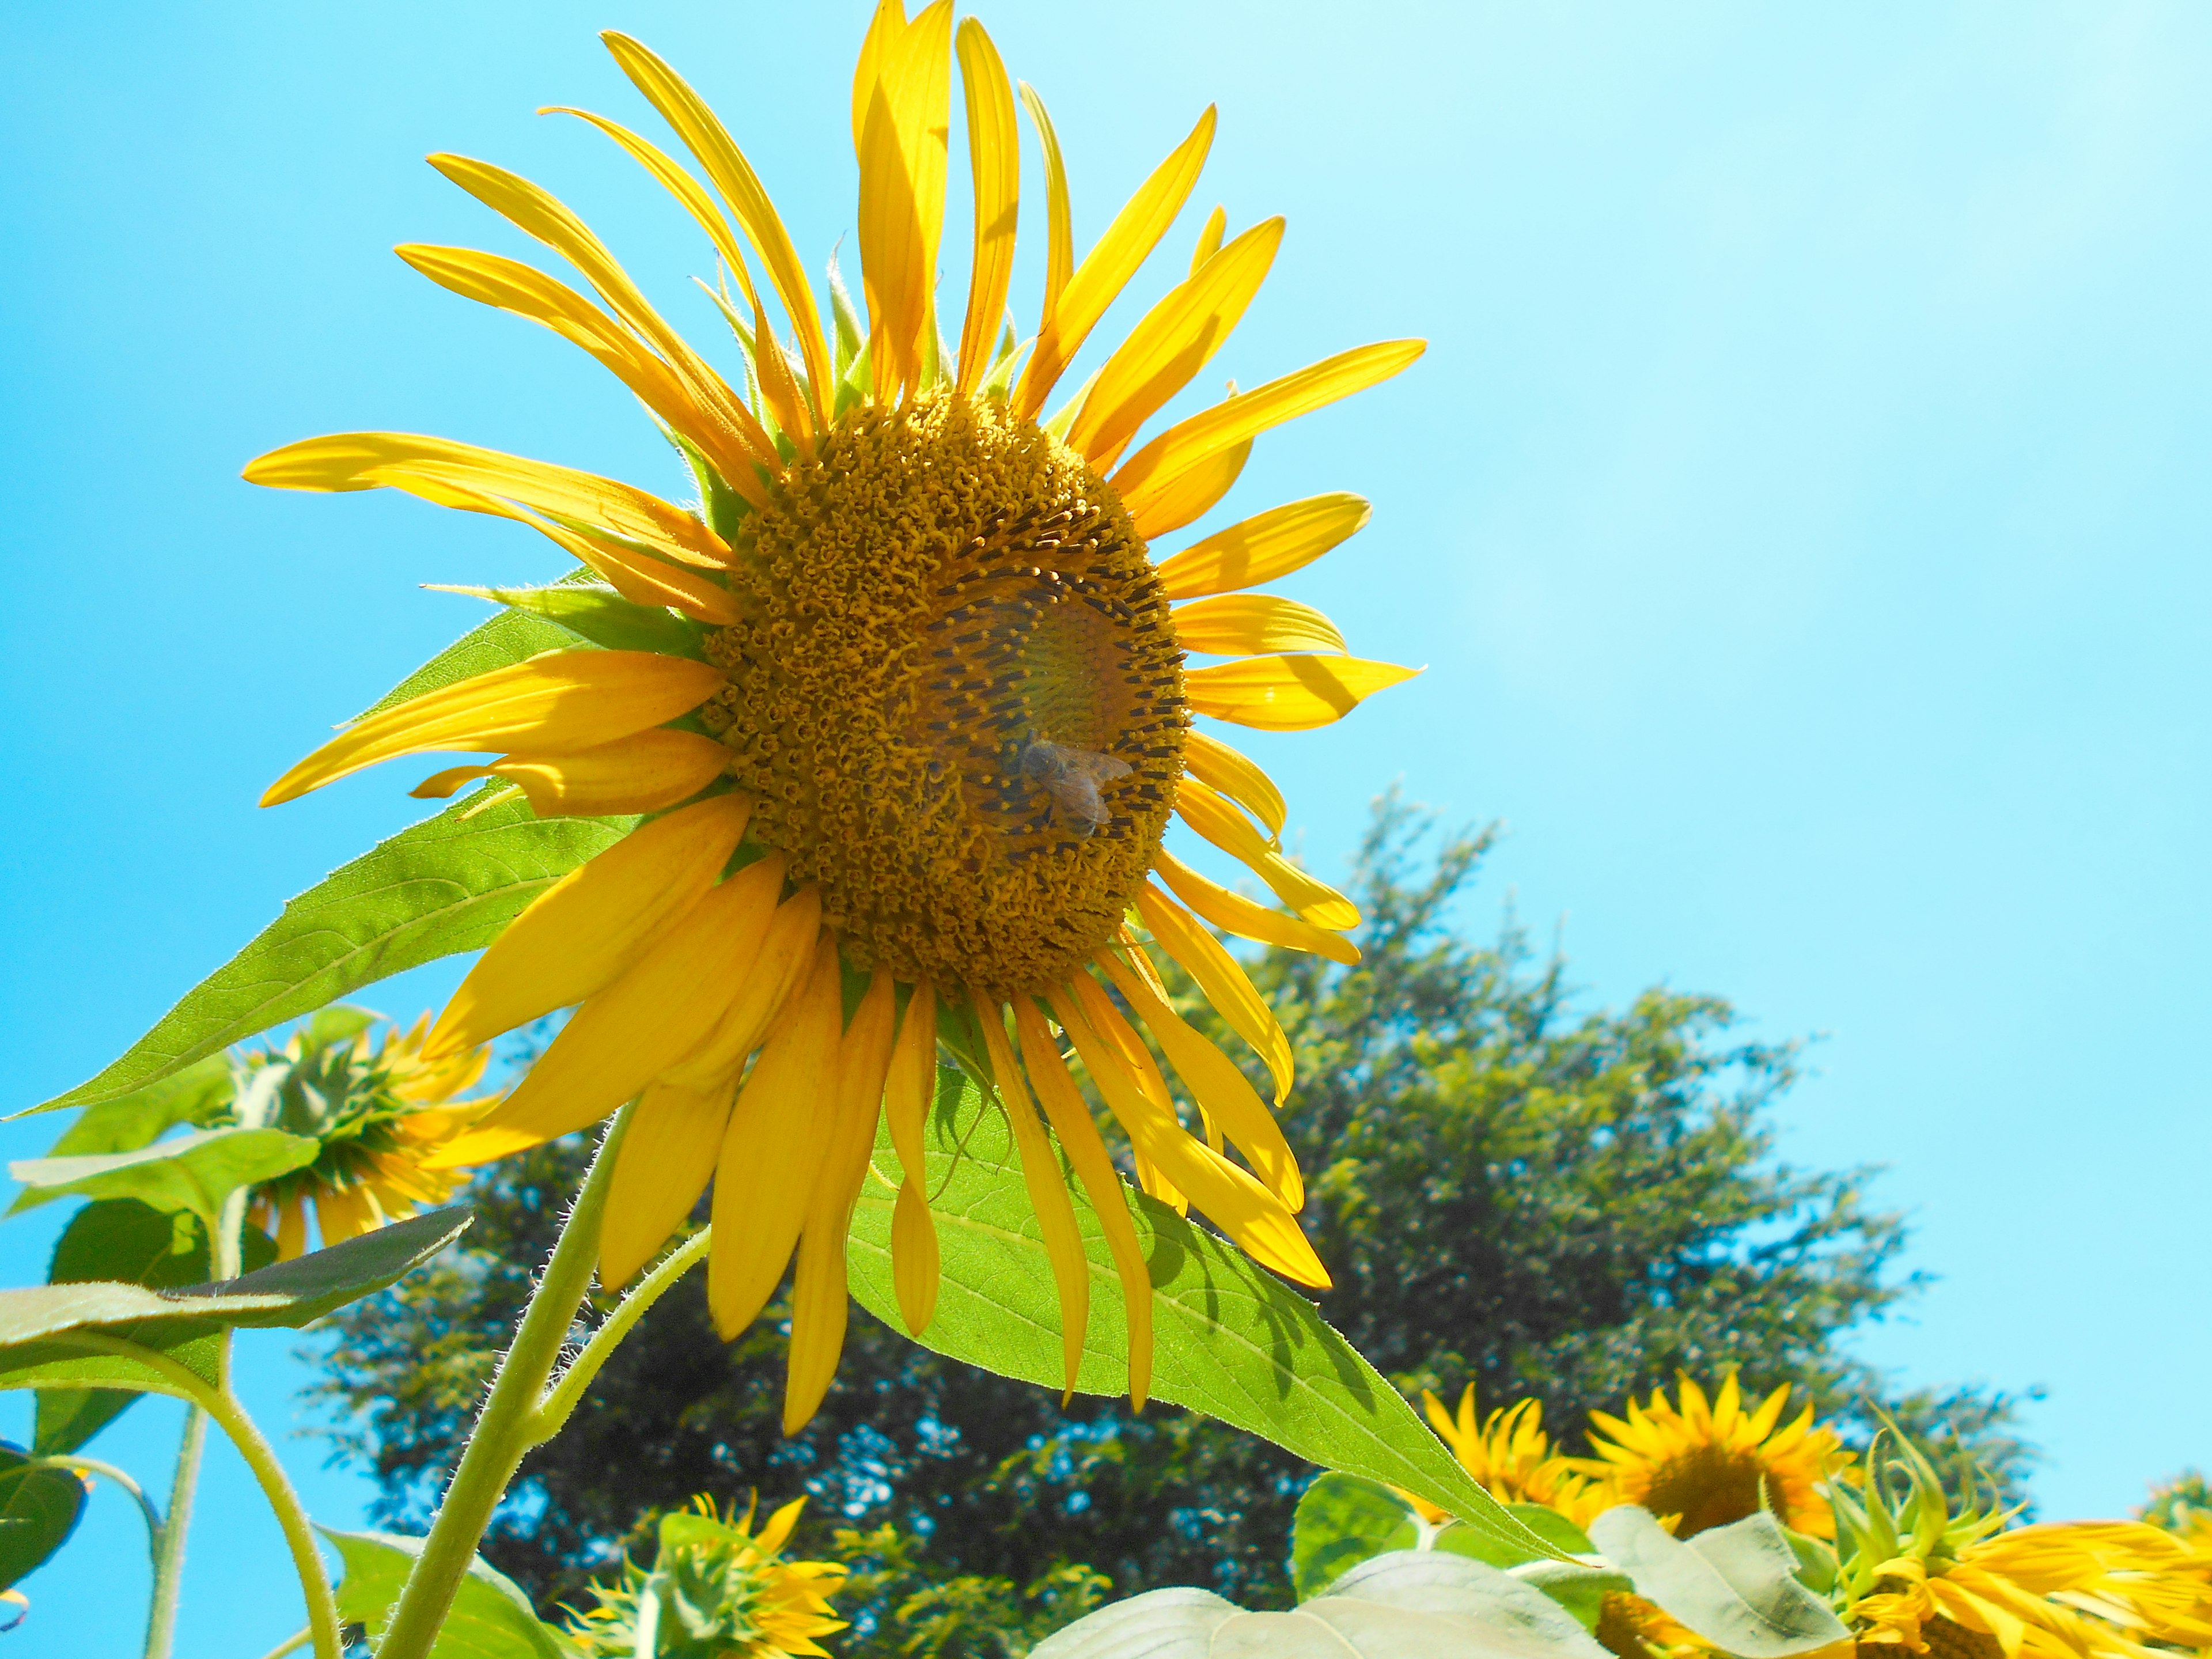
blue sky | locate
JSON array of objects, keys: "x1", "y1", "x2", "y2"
[{"x1": 5, "y1": 1, "x2": 2210, "y2": 1653}]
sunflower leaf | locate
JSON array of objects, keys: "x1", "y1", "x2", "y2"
[
  {"x1": 20, "y1": 793, "x2": 635, "y2": 1118},
  {"x1": 432, "y1": 582, "x2": 709, "y2": 661},
  {"x1": 1585, "y1": 1506, "x2": 1852, "y2": 1658},
  {"x1": 0, "y1": 1443, "x2": 89, "y2": 1593},
  {"x1": 13, "y1": 1056, "x2": 236, "y2": 1183},
  {"x1": 323, "y1": 1526, "x2": 578, "y2": 1659},
  {"x1": 356, "y1": 606, "x2": 580, "y2": 721},
  {"x1": 1291, "y1": 1472, "x2": 1421, "y2": 1600},
  {"x1": 847, "y1": 1073, "x2": 1562, "y2": 1562},
  {"x1": 8, "y1": 1126, "x2": 319, "y2": 1224}
]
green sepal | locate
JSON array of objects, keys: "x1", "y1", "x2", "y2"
[
  {"x1": 324, "y1": 1526, "x2": 578, "y2": 1658},
  {"x1": 24, "y1": 791, "x2": 634, "y2": 1118},
  {"x1": 8, "y1": 1126, "x2": 319, "y2": 1224},
  {"x1": 0, "y1": 1442, "x2": 89, "y2": 1593},
  {"x1": 847, "y1": 1073, "x2": 1560, "y2": 1563},
  {"x1": 431, "y1": 582, "x2": 709, "y2": 660}
]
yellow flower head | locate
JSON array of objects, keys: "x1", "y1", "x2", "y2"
[
  {"x1": 567, "y1": 1494, "x2": 846, "y2": 1659},
  {"x1": 1419, "y1": 1385, "x2": 1613, "y2": 1530},
  {"x1": 1574, "y1": 1372, "x2": 1845, "y2": 1539},
  {"x1": 240, "y1": 1013, "x2": 497, "y2": 1260},
  {"x1": 245, "y1": 1, "x2": 1422, "y2": 1428}
]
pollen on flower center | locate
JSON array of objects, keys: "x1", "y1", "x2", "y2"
[
  {"x1": 700, "y1": 392, "x2": 1188, "y2": 994},
  {"x1": 1638, "y1": 1446, "x2": 1765, "y2": 1539}
]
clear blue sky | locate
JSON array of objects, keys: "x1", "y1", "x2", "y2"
[{"x1": 5, "y1": 1, "x2": 2209, "y2": 1653}]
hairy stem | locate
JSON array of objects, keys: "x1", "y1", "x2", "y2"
[
  {"x1": 529, "y1": 1225, "x2": 711, "y2": 1444},
  {"x1": 373, "y1": 1108, "x2": 632, "y2": 1659}
]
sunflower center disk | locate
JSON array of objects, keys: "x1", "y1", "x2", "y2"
[{"x1": 703, "y1": 393, "x2": 1187, "y2": 995}]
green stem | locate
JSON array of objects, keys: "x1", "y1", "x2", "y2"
[
  {"x1": 373, "y1": 1108, "x2": 632, "y2": 1659},
  {"x1": 529, "y1": 1225, "x2": 710, "y2": 1444},
  {"x1": 255, "y1": 1629, "x2": 312, "y2": 1659},
  {"x1": 36, "y1": 1453, "x2": 163, "y2": 1571}
]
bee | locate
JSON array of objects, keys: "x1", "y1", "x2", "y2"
[{"x1": 1017, "y1": 740, "x2": 1132, "y2": 839}]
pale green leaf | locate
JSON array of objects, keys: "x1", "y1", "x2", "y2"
[
  {"x1": 1290, "y1": 1473, "x2": 1418, "y2": 1600},
  {"x1": 9, "y1": 1127, "x2": 318, "y2": 1224},
  {"x1": 846, "y1": 1074, "x2": 1557, "y2": 1558},
  {"x1": 25, "y1": 793, "x2": 635, "y2": 1117},
  {"x1": 1586, "y1": 1507, "x2": 1851, "y2": 1658},
  {"x1": 325, "y1": 1527, "x2": 578, "y2": 1659},
  {"x1": 433, "y1": 583, "x2": 707, "y2": 660}
]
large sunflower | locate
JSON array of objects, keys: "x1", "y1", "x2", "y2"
[
  {"x1": 245, "y1": 3, "x2": 1421, "y2": 1430},
  {"x1": 1571, "y1": 1372, "x2": 1845, "y2": 1539}
]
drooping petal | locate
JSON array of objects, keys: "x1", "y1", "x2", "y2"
[
  {"x1": 1154, "y1": 493, "x2": 1372, "y2": 601},
  {"x1": 954, "y1": 18, "x2": 1018, "y2": 396},
  {"x1": 1154, "y1": 849, "x2": 1358, "y2": 966},
  {"x1": 1172, "y1": 594, "x2": 1347, "y2": 657},
  {"x1": 1094, "y1": 944, "x2": 1302, "y2": 1210},
  {"x1": 1130, "y1": 435, "x2": 1250, "y2": 540},
  {"x1": 1185, "y1": 654, "x2": 1418, "y2": 732},
  {"x1": 243, "y1": 431, "x2": 729, "y2": 567},
  {"x1": 426, "y1": 794, "x2": 749, "y2": 1058},
  {"x1": 409, "y1": 728, "x2": 730, "y2": 817},
  {"x1": 432, "y1": 856, "x2": 787, "y2": 1165},
  {"x1": 601, "y1": 32, "x2": 836, "y2": 433},
  {"x1": 974, "y1": 998, "x2": 1090, "y2": 1400},
  {"x1": 1013, "y1": 107, "x2": 1217, "y2": 420},
  {"x1": 600, "y1": 1080, "x2": 733, "y2": 1290},
  {"x1": 1180, "y1": 729, "x2": 1286, "y2": 845},
  {"x1": 785, "y1": 965, "x2": 898, "y2": 1432},
  {"x1": 1014, "y1": 999, "x2": 1154, "y2": 1407},
  {"x1": 260, "y1": 651, "x2": 726, "y2": 806},
  {"x1": 1068, "y1": 217, "x2": 1282, "y2": 471},
  {"x1": 1132, "y1": 883, "x2": 1294, "y2": 1105},
  {"x1": 1112, "y1": 340, "x2": 1425, "y2": 519},
  {"x1": 657, "y1": 878, "x2": 821, "y2": 1090},
  {"x1": 853, "y1": 0, "x2": 955, "y2": 404},
  {"x1": 1175, "y1": 775, "x2": 1359, "y2": 929},
  {"x1": 882, "y1": 978, "x2": 941, "y2": 1332},
  {"x1": 1047, "y1": 982, "x2": 1328, "y2": 1288},
  {"x1": 707, "y1": 937, "x2": 845, "y2": 1338},
  {"x1": 1015, "y1": 82, "x2": 1073, "y2": 323}
]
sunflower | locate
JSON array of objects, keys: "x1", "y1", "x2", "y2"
[
  {"x1": 1419, "y1": 1385, "x2": 1612, "y2": 1528},
  {"x1": 244, "y1": 2, "x2": 1421, "y2": 1430},
  {"x1": 566, "y1": 1494, "x2": 846, "y2": 1659},
  {"x1": 1571, "y1": 1372, "x2": 1845, "y2": 1539},
  {"x1": 238, "y1": 1013, "x2": 495, "y2": 1260}
]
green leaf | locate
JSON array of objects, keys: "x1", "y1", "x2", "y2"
[
  {"x1": 846, "y1": 1074, "x2": 1558, "y2": 1559},
  {"x1": 1585, "y1": 1507, "x2": 1852, "y2": 1658},
  {"x1": 357, "y1": 607, "x2": 579, "y2": 721},
  {"x1": 21, "y1": 1055, "x2": 236, "y2": 1173},
  {"x1": 169, "y1": 1204, "x2": 473, "y2": 1328},
  {"x1": 433, "y1": 583, "x2": 708, "y2": 660},
  {"x1": 9, "y1": 1126, "x2": 319, "y2": 1223},
  {"x1": 299, "y1": 1004, "x2": 383, "y2": 1051},
  {"x1": 35, "y1": 1200, "x2": 271, "y2": 1455},
  {"x1": 1033, "y1": 1554, "x2": 1612, "y2": 1658},
  {"x1": 1435, "y1": 1502, "x2": 1594, "y2": 1569},
  {"x1": 0, "y1": 1443, "x2": 89, "y2": 1593},
  {"x1": 1505, "y1": 1561, "x2": 1633, "y2": 1634},
  {"x1": 325, "y1": 1526, "x2": 578, "y2": 1659},
  {"x1": 25, "y1": 793, "x2": 636, "y2": 1116},
  {"x1": 1291, "y1": 1473, "x2": 1419, "y2": 1600}
]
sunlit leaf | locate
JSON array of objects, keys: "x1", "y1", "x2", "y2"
[
  {"x1": 356, "y1": 607, "x2": 579, "y2": 720},
  {"x1": 324, "y1": 1525, "x2": 578, "y2": 1659},
  {"x1": 439, "y1": 582, "x2": 707, "y2": 660},
  {"x1": 0, "y1": 1443, "x2": 88, "y2": 1593},
  {"x1": 1291, "y1": 1472, "x2": 1419, "y2": 1600},
  {"x1": 8, "y1": 1127, "x2": 318, "y2": 1224},
  {"x1": 1586, "y1": 1507, "x2": 1851, "y2": 1658}
]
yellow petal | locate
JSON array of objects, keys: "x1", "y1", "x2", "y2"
[
  {"x1": 1185, "y1": 655, "x2": 1419, "y2": 733},
  {"x1": 243, "y1": 430, "x2": 729, "y2": 567},
  {"x1": 1069, "y1": 217, "x2": 1282, "y2": 471},
  {"x1": 1173, "y1": 594, "x2": 1347, "y2": 658},
  {"x1": 1180, "y1": 729, "x2": 1286, "y2": 845},
  {"x1": 707, "y1": 938, "x2": 844, "y2": 1337},
  {"x1": 657, "y1": 878, "x2": 821, "y2": 1090},
  {"x1": 1190, "y1": 204, "x2": 1226, "y2": 276},
  {"x1": 974, "y1": 999, "x2": 1089, "y2": 1400},
  {"x1": 1094, "y1": 945, "x2": 1301, "y2": 1210},
  {"x1": 954, "y1": 19, "x2": 1018, "y2": 396},
  {"x1": 784, "y1": 966, "x2": 899, "y2": 1433},
  {"x1": 434, "y1": 857, "x2": 786, "y2": 1165},
  {"x1": 1013, "y1": 107, "x2": 1217, "y2": 421},
  {"x1": 601, "y1": 32, "x2": 835, "y2": 433},
  {"x1": 853, "y1": 1, "x2": 954, "y2": 404},
  {"x1": 261, "y1": 651, "x2": 725, "y2": 807},
  {"x1": 395, "y1": 241, "x2": 770, "y2": 501},
  {"x1": 1132, "y1": 884, "x2": 1294, "y2": 1105},
  {"x1": 276, "y1": 1196, "x2": 308, "y2": 1263},
  {"x1": 1154, "y1": 849, "x2": 1358, "y2": 966},
  {"x1": 1016, "y1": 81, "x2": 1073, "y2": 322},
  {"x1": 1015, "y1": 1000, "x2": 1154, "y2": 1407},
  {"x1": 600, "y1": 1080, "x2": 732, "y2": 1290},
  {"x1": 1113, "y1": 340, "x2": 1426, "y2": 518},
  {"x1": 1154, "y1": 492, "x2": 1372, "y2": 601},
  {"x1": 1047, "y1": 980, "x2": 1327, "y2": 1288},
  {"x1": 316, "y1": 1188, "x2": 371, "y2": 1247},
  {"x1": 410, "y1": 729, "x2": 728, "y2": 819},
  {"x1": 1175, "y1": 775, "x2": 1359, "y2": 929},
  {"x1": 1131, "y1": 440, "x2": 1248, "y2": 541},
  {"x1": 427, "y1": 794, "x2": 749, "y2": 1058},
  {"x1": 883, "y1": 979, "x2": 942, "y2": 1334}
]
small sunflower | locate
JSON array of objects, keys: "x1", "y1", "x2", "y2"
[
  {"x1": 1571, "y1": 1372, "x2": 1845, "y2": 1540},
  {"x1": 247, "y1": 2, "x2": 1421, "y2": 1427},
  {"x1": 566, "y1": 1494, "x2": 846, "y2": 1659},
  {"x1": 237, "y1": 1013, "x2": 495, "y2": 1260},
  {"x1": 1420, "y1": 1385, "x2": 1612, "y2": 1528}
]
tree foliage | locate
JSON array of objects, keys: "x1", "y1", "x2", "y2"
[{"x1": 309, "y1": 798, "x2": 2029, "y2": 1641}]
